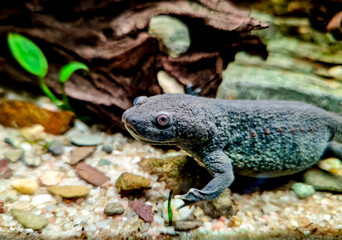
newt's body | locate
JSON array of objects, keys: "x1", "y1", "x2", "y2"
[{"x1": 122, "y1": 94, "x2": 342, "y2": 203}]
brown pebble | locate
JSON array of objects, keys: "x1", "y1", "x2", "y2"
[
  {"x1": 129, "y1": 201, "x2": 153, "y2": 223},
  {"x1": 116, "y1": 172, "x2": 151, "y2": 194},
  {"x1": 76, "y1": 162, "x2": 110, "y2": 186},
  {"x1": 0, "y1": 159, "x2": 12, "y2": 179},
  {"x1": 174, "y1": 220, "x2": 202, "y2": 231},
  {"x1": 70, "y1": 146, "x2": 96, "y2": 165},
  {"x1": 0, "y1": 200, "x2": 4, "y2": 213}
]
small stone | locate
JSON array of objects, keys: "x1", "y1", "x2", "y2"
[
  {"x1": 70, "y1": 134, "x2": 104, "y2": 146},
  {"x1": 162, "y1": 198, "x2": 194, "y2": 222},
  {"x1": 76, "y1": 162, "x2": 110, "y2": 186},
  {"x1": 0, "y1": 159, "x2": 12, "y2": 179},
  {"x1": 19, "y1": 124, "x2": 47, "y2": 141},
  {"x1": 115, "y1": 172, "x2": 151, "y2": 194},
  {"x1": 157, "y1": 71, "x2": 185, "y2": 94},
  {"x1": 47, "y1": 185, "x2": 90, "y2": 198},
  {"x1": 129, "y1": 201, "x2": 153, "y2": 222},
  {"x1": 318, "y1": 157, "x2": 342, "y2": 174},
  {"x1": 5, "y1": 149, "x2": 24, "y2": 163},
  {"x1": 11, "y1": 208, "x2": 48, "y2": 231},
  {"x1": 102, "y1": 144, "x2": 114, "y2": 154},
  {"x1": 304, "y1": 168, "x2": 342, "y2": 192},
  {"x1": 262, "y1": 203, "x2": 281, "y2": 214},
  {"x1": 98, "y1": 159, "x2": 112, "y2": 166},
  {"x1": 23, "y1": 155, "x2": 41, "y2": 167},
  {"x1": 328, "y1": 66, "x2": 342, "y2": 80},
  {"x1": 4, "y1": 137, "x2": 15, "y2": 146},
  {"x1": 32, "y1": 194, "x2": 56, "y2": 206},
  {"x1": 10, "y1": 179, "x2": 38, "y2": 194},
  {"x1": 0, "y1": 189, "x2": 19, "y2": 203},
  {"x1": 70, "y1": 146, "x2": 96, "y2": 165},
  {"x1": 0, "y1": 200, "x2": 4, "y2": 213},
  {"x1": 104, "y1": 202, "x2": 125, "y2": 216},
  {"x1": 39, "y1": 171, "x2": 63, "y2": 186},
  {"x1": 291, "y1": 182, "x2": 316, "y2": 199},
  {"x1": 174, "y1": 220, "x2": 202, "y2": 231},
  {"x1": 48, "y1": 140, "x2": 65, "y2": 156}
]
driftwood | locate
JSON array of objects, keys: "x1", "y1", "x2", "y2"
[{"x1": 0, "y1": 0, "x2": 267, "y2": 131}]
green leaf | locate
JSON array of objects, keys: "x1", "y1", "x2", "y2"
[
  {"x1": 59, "y1": 62, "x2": 88, "y2": 83},
  {"x1": 7, "y1": 33, "x2": 48, "y2": 77}
]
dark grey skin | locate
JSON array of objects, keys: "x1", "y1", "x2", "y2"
[{"x1": 122, "y1": 93, "x2": 342, "y2": 204}]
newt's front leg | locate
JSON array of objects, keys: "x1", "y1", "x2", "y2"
[{"x1": 176, "y1": 150, "x2": 234, "y2": 205}]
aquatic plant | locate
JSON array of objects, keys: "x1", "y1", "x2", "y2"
[
  {"x1": 7, "y1": 33, "x2": 88, "y2": 111},
  {"x1": 168, "y1": 190, "x2": 173, "y2": 226}
]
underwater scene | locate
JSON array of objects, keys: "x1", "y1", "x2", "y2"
[{"x1": 0, "y1": 0, "x2": 342, "y2": 239}]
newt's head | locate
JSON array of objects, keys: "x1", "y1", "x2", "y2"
[{"x1": 122, "y1": 94, "x2": 216, "y2": 145}]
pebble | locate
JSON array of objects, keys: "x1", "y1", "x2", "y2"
[
  {"x1": 32, "y1": 194, "x2": 56, "y2": 206},
  {"x1": 98, "y1": 159, "x2": 112, "y2": 166},
  {"x1": 174, "y1": 220, "x2": 202, "y2": 231},
  {"x1": 70, "y1": 134, "x2": 104, "y2": 146},
  {"x1": 291, "y1": 182, "x2": 316, "y2": 199},
  {"x1": 4, "y1": 137, "x2": 16, "y2": 146},
  {"x1": 47, "y1": 185, "x2": 90, "y2": 198},
  {"x1": 304, "y1": 168, "x2": 342, "y2": 192},
  {"x1": 115, "y1": 172, "x2": 151, "y2": 194},
  {"x1": 48, "y1": 140, "x2": 65, "y2": 156},
  {"x1": 70, "y1": 146, "x2": 96, "y2": 165},
  {"x1": 23, "y1": 155, "x2": 41, "y2": 167},
  {"x1": 0, "y1": 189, "x2": 19, "y2": 203},
  {"x1": 129, "y1": 201, "x2": 153, "y2": 223},
  {"x1": 318, "y1": 158, "x2": 342, "y2": 175},
  {"x1": 0, "y1": 159, "x2": 12, "y2": 179},
  {"x1": 11, "y1": 208, "x2": 48, "y2": 231},
  {"x1": 162, "y1": 198, "x2": 194, "y2": 222},
  {"x1": 10, "y1": 179, "x2": 38, "y2": 194},
  {"x1": 328, "y1": 65, "x2": 342, "y2": 80},
  {"x1": 76, "y1": 162, "x2": 110, "y2": 186},
  {"x1": 19, "y1": 124, "x2": 47, "y2": 141},
  {"x1": 5, "y1": 149, "x2": 24, "y2": 163},
  {"x1": 0, "y1": 200, "x2": 4, "y2": 213},
  {"x1": 104, "y1": 202, "x2": 125, "y2": 216},
  {"x1": 102, "y1": 144, "x2": 114, "y2": 154},
  {"x1": 39, "y1": 171, "x2": 63, "y2": 186}
]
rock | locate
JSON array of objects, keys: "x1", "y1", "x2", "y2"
[
  {"x1": 174, "y1": 220, "x2": 202, "y2": 231},
  {"x1": 76, "y1": 162, "x2": 110, "y2": 186},
  {"x1": 291, "y1": 183, "x2": 316, "y2": 199},
  {"x1": 115, "y1": 172, "x2": 151, "y2": 195},
  {"x1": 23, "y1": 155, "x2": 41, "y2": 167},
  {"x1": 10, "y1": 179, "x2": 38, "y2": 194},
  {"x1": 149, "y1": 15, "x2": 190, "y2": 58},
  {"x1": 104, "y1": 202, "x2": 125, "y2": 216},
  {"x1": 48, "y1": 140, "x2": 65, "y2": 156},
  {"x1": 39, "y1": 171, "x2": 63, "y2": 186},
  {"x1": 304, "y1": 169, "x2": 342, "y2": 192},
  {"x1": 318, "y1": 157, "x2": 342, "y2": 175},
  {"x1": 19, "y1": 124, "x2": 47, "y2": 141},
  {"x1": 162, "y1": 198, "x2": 194, "y2": 222},
  {"x1": 0, "y1": 159, "x2": 12, "y2": 179},
  {"x1": 70, "y1": 146, "x2": 96, "y2": 165},
  {"x1": 70, "y1": 134, "x2": 104, "y2": 146},
  {"x1": 0, "y1": 200, "x2": 4, "y2": 213},
  {"x1": 11, "y1": 208, "x2": 48, "y2": 231},
  {"x1": 4, "y1": 137, "x2": 15, "y2": 146},
  {"x1": 328, "y1": 66, "x2": 342, "y2": 80},
  {"x1": 0, "y1": 100, "x2": 74, "y2": 135},
  {"x1": 0, "y1": 189, "x2": 19, "y2": 203},
  {"x1": 195, "y1": 189, "x2": 238, "y2": 219},
  {"x1": 261, "y1": 203, "x2": 281, "y2": 214},
  {"x1": 5, "y1": 149, "x2": 24, "y2": 163},
  {"x1": 32, "y1": 194, "x2": 56, "y2": 206},
  {"x1": 157, "y1": 71, "x2": 185, "y2": 94},
  {"x1": 129, "y1": 201, "x2": 153, "y2": 223},
  {"x1": 102, "y1": 144, "x2": 114, "y2": 154},
  {"x1": 47, "y1": 185, "x2": 90, "y2": 198},
  {"x1": 98, "y1": 159, "x2": 112, "y2": 166}
]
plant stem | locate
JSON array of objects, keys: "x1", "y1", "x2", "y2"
[
  {"x1": 60, "y1": 82, "x2": 74, "y2": 112},
  {"x1": 168, "y1": 190, "x2": 173, "y2": 226},
  {"x1": 38, "y1": 77, "x2": 64, "y2": 108}
]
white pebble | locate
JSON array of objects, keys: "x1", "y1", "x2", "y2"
[
  {"x1": 162, "y1": 198, "x2": 194, "y2": 222},
  {"x1": 32, "y1": 194, "x2": 55, "y2": 206},
  {"x1": 132, "y1": 157, "x2": 141, "y2": 163}
]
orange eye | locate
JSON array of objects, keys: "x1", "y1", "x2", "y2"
[{"x1": 157, "y1": 114, "x2": 169, "y2": 125}]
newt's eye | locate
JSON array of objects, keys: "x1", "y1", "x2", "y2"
[
  {"x1": 133, "y1": 96, "x2": 148, "y2": 106},
  {"x1": 154, "y1": 113, "x2": 172, "y2": 128}
]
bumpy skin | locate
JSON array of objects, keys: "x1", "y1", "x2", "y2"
[{"x1": 122, "y1": 94, "x2": 342, "y2": 204}]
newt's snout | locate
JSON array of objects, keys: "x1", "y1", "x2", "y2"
[{"x1": 122, "y1": 111, "x2": 141, "y2": 129}]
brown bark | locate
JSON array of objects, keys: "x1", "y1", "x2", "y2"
[{"x1": 0, "y1": 0, "x2": 267, "y2": 131}]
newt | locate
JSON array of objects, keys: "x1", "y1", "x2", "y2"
[{"x1": 122, "y1": 94, "x2": 342, "y2": 204}]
